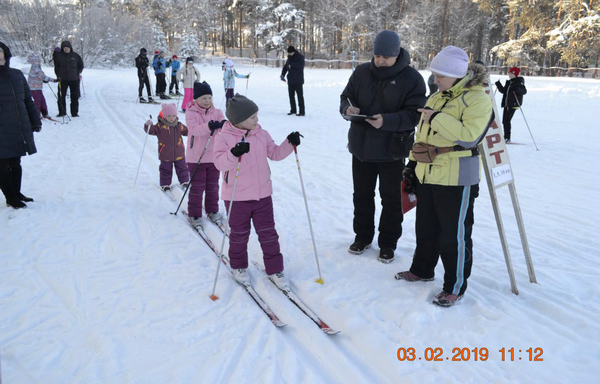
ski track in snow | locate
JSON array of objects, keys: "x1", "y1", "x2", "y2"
[{"x1": 1, "y1": 59, "x2": 599, "y2": 383}]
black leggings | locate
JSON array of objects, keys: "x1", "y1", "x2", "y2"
[{"x1": 0, "y1": 157, "x2": 22, "y2": 201}]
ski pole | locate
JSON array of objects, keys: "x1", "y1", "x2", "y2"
[
  {"x1": 55, "y1": 82, "x2": 72, "y2": 122},
  {"x1": 81, "y1": 75, "x2": 85, "y2": 98},
  {"x1": 292, "y1": 145, "x2": 324, "y2": 284},
  {"x1": 45, "y1": 82, "x2": 69, "y2": 124},
  {"x1": 134, "y1": 115, "x2": 153, "y2": 187},
  {"x1": 245, "y1": 73, "x2": 250, "y2": 96},
  {"x1": 211, "y1": 137, "x2": 246, "y2": 301},
  {"x1": 170, "y1": 130, "x2": 216, "y2": 215},
  {"x1": 513, "y1": 92, "x2": 539, "y2": 151}
]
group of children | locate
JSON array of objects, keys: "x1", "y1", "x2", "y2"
[{"x1": 143, "y1": 81, "x2": 302, "y2": 289}]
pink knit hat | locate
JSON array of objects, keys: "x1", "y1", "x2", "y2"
[
  {"x1": 162, "y1": 103, "x2": 178, "y2": 116},
  {"x1": 430, "y1": 46, "x2": 469, "y2": 78}
]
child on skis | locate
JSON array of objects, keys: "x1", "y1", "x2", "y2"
[
  {"x1": 144, "y1": 103, "x2": 190, "y2": 191},
  {"x1": 177, "y1": 57, "x2": 201, "y2": 112},
  {"x1": 26, "y1": 54, "x2": 57, "y2": 119},
  {"x1": 213, "y1": 94, "x2": 302, "y2": 289},
  {"x1": 168, "y1": 55, "x2": 182, "y2": 96},
  {"x1": 184, "y1": 81, "x2": 226, "y2": 228},
  {"x1": 222, "y1": 59, "x2": 249, "y2": 104}
]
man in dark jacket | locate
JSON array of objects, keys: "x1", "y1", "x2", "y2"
[
  {"x1": 495, "y1": 66, "x2": 527, "y2": 143},
  {"x1": 427, "y1": 73, "x2": 438, "y2": 96},
  {"x1": 0, "y1": 42, "x2": 42, "y2": 209},
  {"x1": 54, "y1": 40, "x2": 84, "y2": 117},
  {"x1": 339, "y1": 30, "x2": 426, "y2": 263},
  {"x1": 281, "y1": 46, "x2": 305, "y2": 116},
  {"x1": 135, "y1": 48, "x2": 153, "y2": 103}
]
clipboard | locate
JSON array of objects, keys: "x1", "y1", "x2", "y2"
[{"x1": 342, "y1": 114, "x2": 377, "y2": 122}]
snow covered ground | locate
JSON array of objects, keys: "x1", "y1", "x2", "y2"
[{"x1": 1, "y1": 57, "x2": 599, "y2": 384}]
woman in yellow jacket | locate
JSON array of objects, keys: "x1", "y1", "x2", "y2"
[{"x1": 395, "y1": 46, "x2": 493, "y2": 307}]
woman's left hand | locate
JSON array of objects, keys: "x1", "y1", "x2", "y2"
[
  {"x1": 366, "y1": 114, "x2": 383, "y2": 129},
  {"x1": 417, "y1": 108, "x2": 437, "y2": 124}
]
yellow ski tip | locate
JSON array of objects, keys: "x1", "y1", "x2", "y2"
[
  {"x1": 210, "y1": 295, "x2": 220, "y2": 301},
  {"x1": 315, "y1": 278, "x2": 324, "y2": 285}
]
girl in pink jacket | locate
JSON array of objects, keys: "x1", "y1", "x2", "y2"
[
  {"x1": 213, "y1": 94, "x2": 302, "y2": 288},
  {"x1": 184, "y1": 81, "x2": 226, "y2": 226}
]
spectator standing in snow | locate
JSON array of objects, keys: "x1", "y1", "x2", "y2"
[
  {"x1": 222, "y1": 59, "x2": 249, "y2": 104},
  {"x1": 495, "y1": 67, "x2": 527, "y2": 143},
  {"x1": 144, "y1": 104, "x2": 190, "y2": 191},
  {"x1": 212, "y1": 94, "x2": 301, "y2": 289},
  {"x1": 169, "y1": 55, "x2": 182, "y2": 96},
  {"x1": 135, "y1": 48, "x2": 154, "y2": 103},
  {"x1": 427, "y1": 73, "x2": 438, "y2": 96},
  {"x1": 153, "y1": 51, "x2": 171, "y2": 99},
  {"x1": 184, "y1": 81, "x2": 226, "y2": 227},
  {"x1": 177, "y1": 57, "x2": 201, "y2": 113},
  {"x1": 280, "y1": 46, "x2": 306, "y2": 116},
  {"x1": 0, "y1": 42, "x2": 42, "y2": 209},
  {"x1": 54, "y1": 40, "x2": 84, "y2": 117},
  {"x1": 26, "y1": 54, "x2": 58, "y2": 119},
  {"x1": 339, "y1": 29, "x2": 427, "y2": 263},
  {"x1": 396, "y1": 47, "x2": 493, "y2": 307}
]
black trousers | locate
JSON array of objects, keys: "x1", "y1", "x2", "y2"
[
  {"x1": 288, "y1": 83, "x2": 305, "y2": 115},
  {"x1": 352, "y1": 156, "x2": 404, "y2": 249},
  {"x1": 169, "y1": 75, "x2": 179, "y2": 92},
  {"x1": 157, "y1": 73, "x2": 167, "y2": 94},
  {"x1": 0, "y1": 157, "x2": 22, "y2": 203},
  {"x1": 58, "y1": 80, "x2": 79, "y2": 116},
  {"x1": 138, "y1": 75, "x2": 151, "y2": 97},
  {"x1": 409, "y1": 182, "x2": 479, "y2": 296},
  {"x1": 502, "y1": 107, "x2": 517, "y2": 140}
]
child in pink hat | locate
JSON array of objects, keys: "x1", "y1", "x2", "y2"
[{"x1": 144, "y1": 103, "x2": 190, "y2": 190}]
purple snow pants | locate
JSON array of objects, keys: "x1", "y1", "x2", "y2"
[
  {"x1": 159, "y1": 159, "x2": 190, "y2": 187},
  {"x1": 186, "y1": 162, "x2": 220, "y2": 218},
  {"x1": 225, "y1": 196, "x2": 284, "y2": 275},
  {"x1": 31, "y1": 90, "x2": 48, "y2": 116}
]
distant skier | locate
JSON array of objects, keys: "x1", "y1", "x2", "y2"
[
  {"x1": 212, "y1": 94, "x2": 301, "y2": 288},
  {"x1": 152, "y1": 51, "x2": 171, "y2": 99},
  {"x1": 495, "y1": 67, "x2": 527, "y2": 143},
  {"x1": 177, "y1": 57, "x2": 201, "y2": 112},
  {"x1": 54, "y1": 40, "x2": 83, "y2": 117},
  {"x1": 144, "y1": 104, "x2": 190, "y2": 191},
  {"x1": 168, "y1": 55, "x2": 182, "y2": 96},
  {"x1": 184, "y1": 81, "x2": 226, "y2": 228},
  {"x1": 280, "y1": 46, "x2": 305, "y2": 116},
  {"x1": 135, "y1": 48, "x2": 154, "y2": 103},
  {"x1": 222, "y1": 59, "x2": 249, "y2": 104},
  {"x1": 26, "y1": 54, "x2": 58, "y2": 119}
]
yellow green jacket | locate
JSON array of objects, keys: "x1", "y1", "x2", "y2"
[{"x1": 410, "y1": 64, "x2": 493, "y2": 186}]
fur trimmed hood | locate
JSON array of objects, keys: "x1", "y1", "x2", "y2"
[{"x1": 464, "y1": 63, "x2": 489, "y2": 88}]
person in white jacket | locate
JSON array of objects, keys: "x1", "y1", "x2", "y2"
[{"x1": 177, "y1": 57, "x2": 200, "y2": 112}]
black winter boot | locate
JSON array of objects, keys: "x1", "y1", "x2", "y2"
[{"x1": 348, "y1": 241, "x2": 371, "y2": 255}]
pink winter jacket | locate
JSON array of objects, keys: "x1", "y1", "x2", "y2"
[
  {"x1": 184, "y1": 102, "x2": 225, "y2": 164},
  {"x1": 213, "y1": 122, "x2": 294, "y2": 201}
]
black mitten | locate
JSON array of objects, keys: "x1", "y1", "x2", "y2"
[
  {"x1": 287, "y1": 131, "x2": 303, "y2": 146},
  {"x1": 230, "y1": 142, "x2": 250, "y2": 157},
  {"x1": 403, "y1": 160, "x2": 417, "y2": 194}
]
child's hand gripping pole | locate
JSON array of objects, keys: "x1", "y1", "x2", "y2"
[
  {"x1": 293, "y1": 145, "x2": 324, "y2": 284},
  {"x1": 211, "y1": 135, "x2": 247, "y2": 301},
  {"x1": 134, "y1": 115, "x2": 152, "y2": 187}
]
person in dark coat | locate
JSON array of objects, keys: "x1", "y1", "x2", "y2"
[
  {"x1": 427, "y1": 73, "x2": 438, "y2": 96},
  {"x1": 135, "y1": 48, "x2": 153, "y2": 103},
  {"x1": 495, "y1": 66, "x2": 527, "y2": 143},
  {"x1": 280, "y1": 46, "x2": 305, "y2": 116},
  {"x1": 0, "y1": 42, "x2": 42, "y2": 209},
  {"x1": 54, "y1": 40, "x2": 84, "y2": 117},
  {"x1": 339, "y1": 30, "x2": 427, "y2": 263}
]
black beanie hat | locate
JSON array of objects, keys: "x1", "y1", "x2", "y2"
[
  {"x1": 193, "y1": 81, "x2": 212, "y2": 99},
  {"x1": 0, "y1": 41, "x2": 12, "y2": 68},
  {"x1": 226, "y1": 94, "x2": 259, "y2": 125},
  {"x1": 140, "y1": 48, "x2": 147, "y2": 54},
  {"x1": 186, "y1": 57, "x2": 194, "y2": 63},
  {"x1": 287, "y1": 46, "x2": 296, "y2": 53}
]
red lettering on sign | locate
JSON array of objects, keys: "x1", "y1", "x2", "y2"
[
  {"x1": 490, "y1": 150, "x2": 504, "y2": 165},
  {"x1": 486, "y1": 134, "x2": 502, "y2": 149}
]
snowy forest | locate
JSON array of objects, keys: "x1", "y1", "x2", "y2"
[{"x1": 1, "y1": 0, "x2": 599, "y2": 76}]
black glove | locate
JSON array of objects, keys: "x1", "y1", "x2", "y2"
[
  {"x1": 230, "y1": 142, "x2": 250, "y2": 157},
  {"x1": 403, "y1": 160, "x2": 417, "y2": 194},
  {"x1": 495, "y1": 80, "x2": 502, "y2": 88},
  {"x1": 208, "y1": 120, "x2": 224, "y2": 132},
  {"x1": 287, "y1": 131, "x2": 303, "y2": 146},
  {"x1": 32, "y1": 125, "x2": 42, "y2": 133}
]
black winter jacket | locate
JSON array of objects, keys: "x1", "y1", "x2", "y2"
[
  {"x1": 54, "y1": 41, "x2": 84, "y2": 81},
  {"x1": 281, "y1": 52, "x2": 305, "y2": 85},
  {"x1": 339, "y1": 49, "x2": 427, "y2": 162},
  {"x1": 496, "y1": 77, "x2": 527, "y2": 108},
  {"x1": 135, "y1": 54, "x2": 149, "y2": 78},
  {"x1": 0, "y1": 66, "x2": 40, "y2": 158}
]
